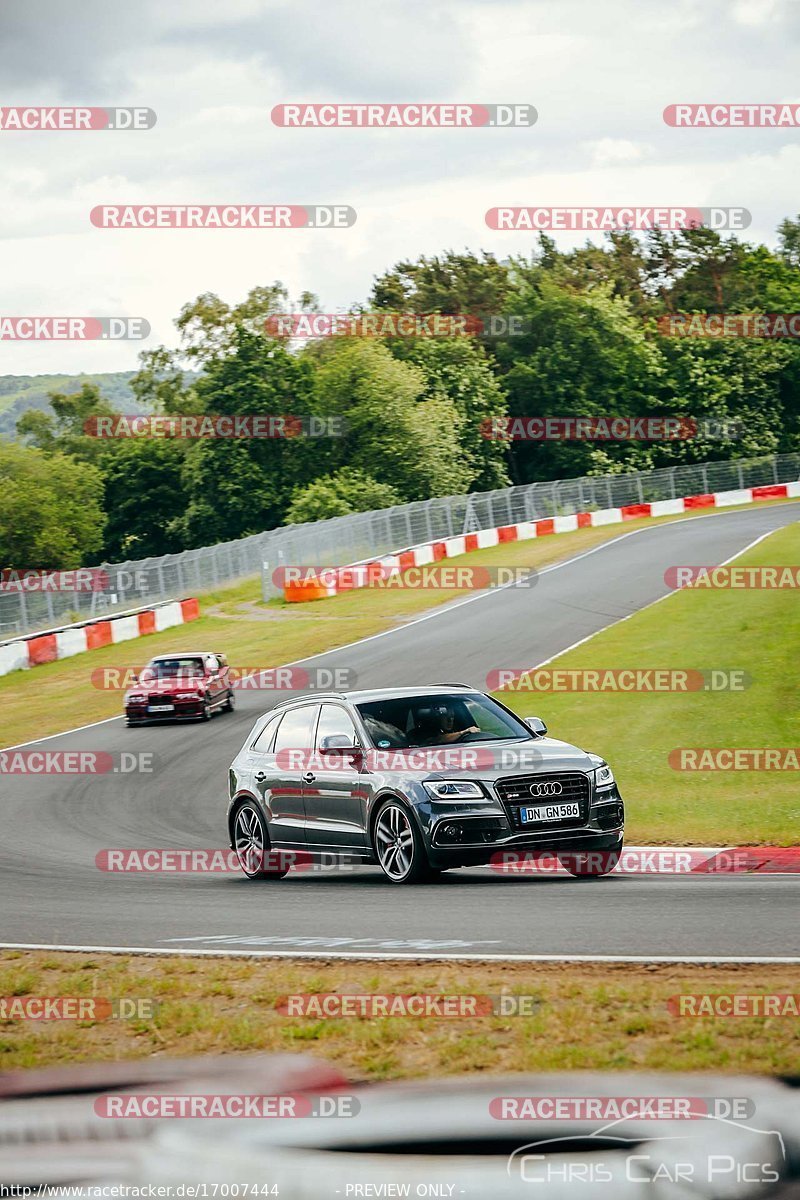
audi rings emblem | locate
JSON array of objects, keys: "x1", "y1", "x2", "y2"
[{"x1": 530, "y1": 780, "x2": 563, "y2": 798}]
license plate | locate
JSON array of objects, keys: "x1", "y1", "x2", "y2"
[
  {"x1": 148, "y1": 704, "x2": 174, "y2": 713},
  {"x1": 520, "y1": 802, "x2": 580, "y2": 824}
]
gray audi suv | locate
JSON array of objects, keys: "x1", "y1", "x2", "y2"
[{"x1": 226, "y1": 685, "x2": 624, "y2": 884}]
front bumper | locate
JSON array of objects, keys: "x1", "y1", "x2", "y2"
[
  {"x1": 422, "y1": 784, "x2": 625, "y2": 868},
  {"x1": 125, "y1": 699, "x2": 206, "y2": 722}
]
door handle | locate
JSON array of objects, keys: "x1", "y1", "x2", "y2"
[
  {"x1": 255, "y1": 771, "x2": 266, "y2": 782},
  {"x1": 302, "y1": 771, "x2": 316, "y2": 784}
]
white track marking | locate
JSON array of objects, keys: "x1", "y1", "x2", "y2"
[{"x1": 0, "y1": 942, "x2": 797, "y2": 964}]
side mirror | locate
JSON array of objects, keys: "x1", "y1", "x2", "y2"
[
  {"x1": 320, "y1": 734, "x2": 363, "y2": 762},
  {"x1": 524, "y1": 716, "x2": 547, "y2": 736}
]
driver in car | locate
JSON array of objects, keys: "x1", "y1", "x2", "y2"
[{"x1": 413, "y1": 700, "x2": 481, "y2": 745}]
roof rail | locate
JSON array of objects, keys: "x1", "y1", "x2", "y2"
[
  {"x1": 272, "y1": 691, "x2": 350, "y2": 707},
  {"x1": 435, "y1": 682, "x2": 475, "y2": 689}
]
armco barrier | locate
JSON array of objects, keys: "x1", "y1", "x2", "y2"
[
  {"x1": 282, "y1": 481, "x2": 800, "y2": 601},
  {"x1": 0, "y1": 598, "x2": 200, "y2": 679},
  {"x1": 2, "y1": 452, "x2": 799, "y2": 634}
]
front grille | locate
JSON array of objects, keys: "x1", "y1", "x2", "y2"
[{"x1": 495, "y1": 772, "x2": 590, "y2": 831}]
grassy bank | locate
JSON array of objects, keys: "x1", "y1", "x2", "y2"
[
  {"x1": 494, "y1": 522, "x2": 800, "y2": 844},
  {"x1": 0, "y1": 950, "x2": 797, "y2": 1077}
]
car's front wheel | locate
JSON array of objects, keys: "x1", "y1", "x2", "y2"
[
  {"x1": 232, "y1": 802, "x2": 289, "y2": 880},
  {"x1": 373, "y1": 799, "x2": 437, "y2": 884}
]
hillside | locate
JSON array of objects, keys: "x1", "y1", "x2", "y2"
[{"x1": 0, "y1": 372, "x2": 145, "y2": 438}]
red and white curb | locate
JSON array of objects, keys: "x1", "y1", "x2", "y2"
[
  {"x1": 286, "y1": 481, "x2": 800, "y2": 600},
  {"x1": 0, "y1": 597, "x2": 200, "y2": 679}
]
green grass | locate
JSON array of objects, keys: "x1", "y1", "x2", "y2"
[
  {"x1": 493, "y1": 523, "x2": 800, "y2": 844},
  {"x1": 0, "y1": 951, "x2": 798, "y2": 1076}
]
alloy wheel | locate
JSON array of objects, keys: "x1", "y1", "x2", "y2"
[{"x1": 374, "y1": 803, "x2": 416, "y2": 881}]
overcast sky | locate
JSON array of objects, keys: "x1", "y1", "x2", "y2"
[{"x1": 1, "y1": 0, "x2": 798, "y2": 374}]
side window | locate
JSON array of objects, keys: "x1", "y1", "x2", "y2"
[
  {"x1": 252, "y1": 715, "x2": 280, "y2": 752},
  {"x1": 206, "y1": 655, "x2": 220, "y2": 673},
  {"x1": 273, "y1": 705, "x2": 319, "y2": 754},
  {"x1": 316, "y1": 704, "x2": 358, "y2": 749}
]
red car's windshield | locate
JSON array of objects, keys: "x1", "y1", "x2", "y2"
[{"x1": 142, "y1": 657, "x2": 206, "y2": 682}]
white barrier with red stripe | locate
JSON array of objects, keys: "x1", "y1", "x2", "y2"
[
  {"x1": 0, "y1": 598, "x2": 201, "y2": 678},
  {"x1": 285, "y1": 480, "x2": 800, "y2": 601}
]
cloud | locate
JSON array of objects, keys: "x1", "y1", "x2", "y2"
[{"x1": 0, "y1": 0, "x2": 798, "y2": 373}]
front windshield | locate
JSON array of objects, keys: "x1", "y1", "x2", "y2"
[
  {"x1": 356, "y1": 693, "x2": 532, "y2": 749},
  {"x1": 144, "y1": 657, "x2": 205, "y2": 681}
]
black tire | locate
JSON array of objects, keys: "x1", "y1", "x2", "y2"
[
  {"x1": 561, "y1": 842, "x2": 622, "y2": 878},
  {"x1": 200, "y1": 697, "x2": 211, "y2": 721},
  {"x1": 232, "y1": 802, "x2": 289, "y2": 879},
  {"x1": 223, "y1": 690, "x2": 235, "y2": 713},
  {"x1": 372, "y1": 799, "x2": 436, "y2": 885}
]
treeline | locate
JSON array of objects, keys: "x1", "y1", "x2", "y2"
[{"x1": 4, "y1": 220, "x2": 800, "y2": 568}]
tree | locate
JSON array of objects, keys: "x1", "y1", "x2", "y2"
[
  {"x1": 101, "y1": 440, "x2": 188, "y2": 559},
  {"x1": 16, "y1": 382, "x2": 117, "y2": 463},
  {"x1": 287, "y1": 468, "x2": 401, "y2": 523},
  {"x1": 371, "y1": 250, "x2": 512, "y2": 318},
  {"x1": 386, "y1": 336, "x2": 510, "y2": 491},
  {"x1": 495, "y1": 279, "x2": 663, "y2": 481},
  {"x1": 0, "y1": 442, "x2": 105, "y2": 568},
  {"x1": 177, "y1": 328, "x2": 318, "y2": 546},
  {"x1": 310, "y1": 339, "x2": 472, "y2": 501}
]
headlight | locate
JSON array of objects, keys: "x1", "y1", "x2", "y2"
[
  {"x1": 176, "y1": 692, "x2": 202, "y2": 700},
  {"x1": 423, "y1": 780, "x2": 486, "y2": 800},
  {"x1": 594, "y1": 764, "x2": 615, "y2": 790},
  {"x1": 127, "y1": 694, "x2": 146, "y2": 702}
]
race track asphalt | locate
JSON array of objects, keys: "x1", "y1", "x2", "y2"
[{"x1": 1, "y1": 504, "x2": 798, "y2": 961}]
